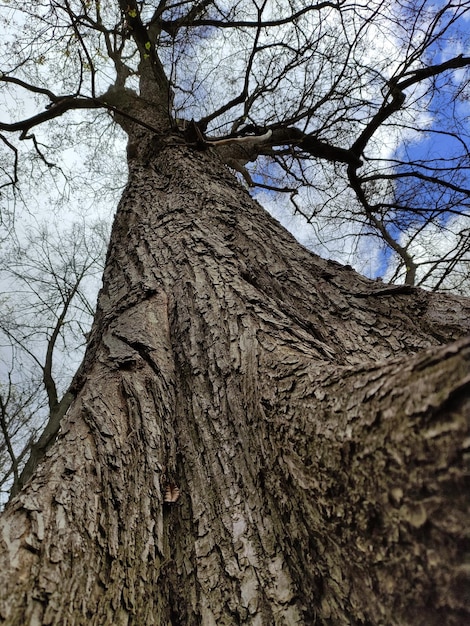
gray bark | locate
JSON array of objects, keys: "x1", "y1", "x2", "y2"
[{"x1": 0, "y1": 127, "x2": 469, "y2": 625}]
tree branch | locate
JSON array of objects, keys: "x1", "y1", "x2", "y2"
[
  {"x1": 398, "y1": 54, "x2": 470, "y2": 91},
  {"x1": 199, "y1": 1, "x2": 268, "y2": 127},
  {"x1": 0, "y1": 97, "x2": 102, "y2": 137},
  {"x1": 160, "y1": 1, "x2": 343, "y2": 33},
  {"x1": 117, "y1": 0, "x2": 169, "y2": 94},
  {"x1": 347, "y1": 164, "x2": 418, "y2": 285}
]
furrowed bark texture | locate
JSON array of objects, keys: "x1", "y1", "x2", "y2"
[{"x1": 0, "y1": 137, "x2": 469, "y2": 625}]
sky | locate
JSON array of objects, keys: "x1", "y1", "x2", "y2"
[{"x1": 381, "y1": 10, "x2": 470, "y2": 289}]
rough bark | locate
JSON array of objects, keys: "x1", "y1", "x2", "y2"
[{"x1": 0, "y1": 132, "x2": 469, "y2": 625}]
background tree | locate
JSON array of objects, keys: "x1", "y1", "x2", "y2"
[
  {"x1": 0, "y1": 1, "x2": 469, "y2": 624},
  {"x1": 0, "y1": 220, "x2": 108, "y2": 499}
]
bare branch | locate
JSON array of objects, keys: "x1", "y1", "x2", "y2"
[
  {"x1": 0, "y1": 96, "x2": 102, "y2": 137},
  {"x1": 160, "y1": 1, "x2": 344, "y2": 33}
]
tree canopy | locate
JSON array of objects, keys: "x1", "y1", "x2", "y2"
[
  {"x1": 0, "y1": 220, "x2": 108, "y2": 499},
  {"x1": 1, "y1": 0, "x2": 469, "y2": 287}
]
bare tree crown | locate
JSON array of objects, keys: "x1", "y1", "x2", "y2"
[{"x1": 1, "y1": 0, "x2": 468, "y2": 292}]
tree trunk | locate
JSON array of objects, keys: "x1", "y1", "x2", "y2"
[{"x1": 0, "y1": 136, "x2": 469, "y2": 625}]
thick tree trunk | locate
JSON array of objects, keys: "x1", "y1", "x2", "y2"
[{"x1": 0, "y1": 137, "x2": 469, "y2": 625}]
